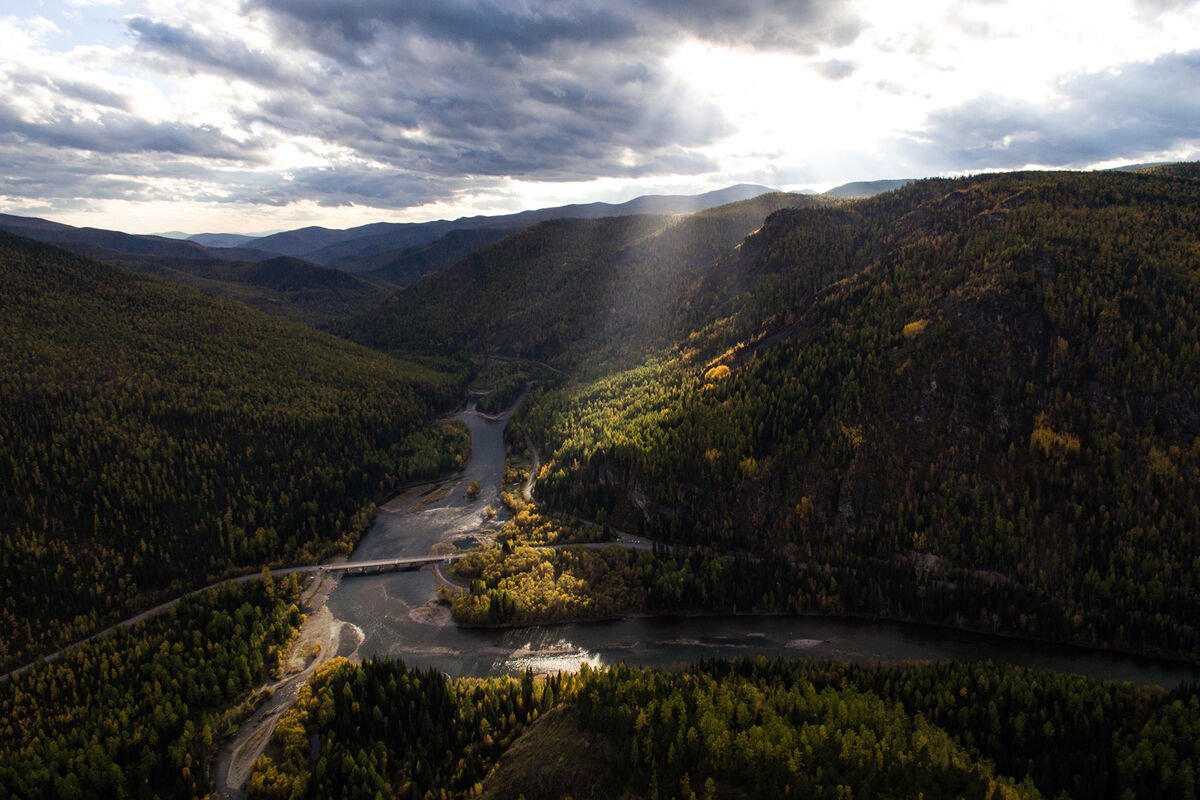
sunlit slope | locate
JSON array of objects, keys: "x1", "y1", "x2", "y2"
[
  {"x1": 343, "y1": 193, "x2": 816, "y2": 365},
  {"x1": 521, "y1": 168, "x2": 1200, "y2": 659},
  {"x1": 0, "y1": 233, "x2": 466, "y2": 670}
]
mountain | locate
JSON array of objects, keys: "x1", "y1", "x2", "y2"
[
  {"x1": 0, "y1": 212, "x2": 267, "y2": 261},
  {"x1": 343, "y1": 191, "x2": 816, "y2": 364},
  {"x1": 188, "y1": 232, "x2": 261, "y2": 247},
  {"x1": 351, "y1": 166, "x2": 1200, "y2": 663},
  {"x1": 0, "y1": 231, "x2": 466, "y2": 670},
  {"x1": 0, "y1": 212, "x2": 391, "y2": 324},
  {"x1": 0, "y1": 186, "x2": 782, "y2": 324},
  {"x1": 243, "y1": 184, "x2": 779, "y2": 267},
  {"x1": 823, "y1": 178, "x2": 914, "y2": 197},
  {"x1": 1140, "y1": 161, "x2": 1200, "y2": 180},
  {"x1": 132, "y1": 255, "x2": 397, "y2": 326},
  {"x1": 357, "y1": 226, "x2": 521, "y2": 287}
]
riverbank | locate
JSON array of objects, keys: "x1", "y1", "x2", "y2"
[
  {"x1": 211, "y1": 569, "x2": 365, "y2": 798},
  {"x1": 211, "y1": 392, "x2": 523, "y2": 795}
]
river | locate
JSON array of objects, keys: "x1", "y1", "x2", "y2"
[{"x1": 327, "y1": 401, "x2": 1200, "y2": 689}]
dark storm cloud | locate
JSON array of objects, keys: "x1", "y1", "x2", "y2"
[
  {"x1": 243, "y1": 0, "x2": 638, "y2": 64},
  {"x1": 245, "y1": 0, "x2": 860, "y2": 61},
  {"x1": 915, "y1": 50, "x2": 1200, "y2": 168},
  {"x1": 113, "y1": 0, "x2": 808, "y2": 206}
]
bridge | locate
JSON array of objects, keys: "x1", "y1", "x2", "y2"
[
  {"x1": 316, "y1": 536, "x2": 659, "y2": 578},
  {"x1": 322, "y1": 554, "x2": 465, "y2": 577}
]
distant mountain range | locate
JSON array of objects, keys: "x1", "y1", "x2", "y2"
[
  {"x1": 221, "y1": 183, "x2": 781, "y2": 268},
  {"x1": 0, "y1": 181, "x2": 915, "y2": 322},
  {"x1": 0, "y1": 185, "x2": 801, "y2": 313},
  {"x1": 0, "y1": 213, "x2": 392, "y2": 326},
  {"x1": 187, "y1": 232, "x2": 266, "y2": 248},
  {"x1": 0, "y1": 213, "x2": 272, "y2": 263}
]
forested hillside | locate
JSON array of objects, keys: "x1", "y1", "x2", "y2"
[
  {"x1": 248, "y1": 655, "x2": 1200, "y2": 800},
  {"x1": 503, "y1": 167, "x2": 1200, "y2": 661},
  {"x1": 112, "y1": 253, "x2": 397, "y2": 327},
  {"x1": 0, "y1": 233, "x2": 468, "y2": 671},
  {"x1": 344, "y1": 193, "x2": 815, "y2": 365},
  {"x1": 0, "y1": 214, "x2": 394, "y2": 326},
  {"x1": 0, "y1": 578, "x2": 303, "y2": 798}
]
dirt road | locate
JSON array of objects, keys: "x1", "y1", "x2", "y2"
[{"x1": 212, "y1": 570, "x2": 361, "y2": 798}]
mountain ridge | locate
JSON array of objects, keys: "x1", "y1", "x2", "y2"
[
  {"x1": 0, "y1": 213, "x2": 394, "y2": 325},
  {"x1": 239, "y1": 183, "x2": 779, "y2": 266}
]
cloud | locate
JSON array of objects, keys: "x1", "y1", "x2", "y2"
[
  {"x1": 816, "y1": 58, "x2": 857, "y2": 80},
  {"x1": 245, "y1": 0, "x2": 861, "y2": 61},
  {"x1": 0, "y1": 143, "x2": 213, "y2": 203},
  {"x1": 637, "y1": 0, "x2": 862, "y2": 51},
  {"x1": 0, "y1": 98, "x2": 259, "y2": 161},
  {"x1": 32, "y1": 72, "x2": 130, "y2": 111},
  {"x1": 113, "y1": 0, "x2": 835, "y2": 205},
  {"x1": 126, "y1": 16, "x2": 296, "y2": 87},
  {"x1": 7, "y1": 0, "x2": 799, "y2": 212},
  {"x1": 3, "y1": 0, "x2": 1197, "y2": 225},
  {"x1": 913, "y1": 50, "x2": 1200, "y2": 168},
  {"x1": 1133, "y1": 0, "x2": 1200, "y2": 15}
]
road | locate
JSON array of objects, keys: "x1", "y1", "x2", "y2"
[
  {"x1": 208, "y1": 534, "x2": 661, "y2": 797},
  {"x1": 0, "y1": 539, "x2": 657, "y2": 686},
  {"x1": 211, "y1": 571, "x2": 352, "y2": 799},
  {"x1": 0, "y1": 563, "x2": 326, "y2": 684},
  {"x1": 1, "y1": 380, "x2": 663, "y2": 795}
]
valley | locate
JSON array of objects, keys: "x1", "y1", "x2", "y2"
[
  {"x1": 7, "y1": 1, "x2": 1200, "y2": 794},
  {"x1": 1, "y1": 168, "x2": 1198, "y2": 799},
  {"x1": 234, "y1": 380, "x2": 1200, "y2": 798}
]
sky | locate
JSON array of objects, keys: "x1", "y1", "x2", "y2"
[{"x1": 1, "y1": 0, "x2": 1199, "y2": 234}]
